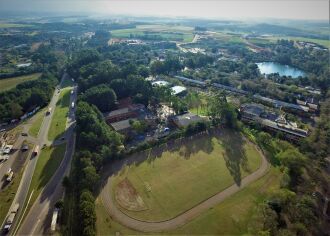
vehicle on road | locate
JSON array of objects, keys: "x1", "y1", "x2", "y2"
[
  {"x1": 33, "y1": 145, "x2": 39, "y2": 156},
  {"x1": 3, "y1": 203, "x2": 19, "y2": 233},
  {"x1": 6, "y1": 170, "x2": 14, "y2": 182},
  {"x1": 46, "y1": 107, "x2": 52, "y2": 116},
  {"x1": 51, "y1": 208, "x2": 59, "y2": 232},
  {"x1": 71, "y1": 102, "x2": 75, "y2": 109},
  {"x1": 5, "y1": 168, "x2": 12, "y2": 176},
  {"x1": 71, "y1": 90, "x2": 74, "y2": 95}
]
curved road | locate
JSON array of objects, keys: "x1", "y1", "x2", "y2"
[{"x1": 100, "y1": 144, "x2": 269, "y2": 232}]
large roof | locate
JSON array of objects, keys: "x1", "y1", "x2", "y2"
[
  {"x1": 173, "y1": 113, "x2": 205, "y2": 127},
  {"x1": 110, "y1": 119, "x2": 136, "y2": 131},
  {"x1": 171, "y1": 86, "x2": 187, "y2": 95}
]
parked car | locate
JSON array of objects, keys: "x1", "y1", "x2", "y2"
[{"x1": 21, "y1": 132, "x2": 28, "y2": 136}]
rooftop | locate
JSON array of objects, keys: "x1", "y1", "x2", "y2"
[
  {"x1": 110, "y1": 119, "x2": 136, "y2": 131},
  {"x1": 152, "y1": 80, "x2": 170, "y2": 87},
  {"x1": 173, "y1": 112, "x2": 205, "y2": 127},
  {"x1": 171, "y1": 86, "x2": 187, "y2": 96}
]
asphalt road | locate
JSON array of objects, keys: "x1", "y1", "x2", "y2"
[
  {"x1": 0, "y1": 73, "x2": 76, "y2": 236},
  {"x1": 16, "y1": 76, "x2": 77, "y2": 235}
]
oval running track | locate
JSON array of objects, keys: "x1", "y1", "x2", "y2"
[{"x1": 100, "y1": 143, "x2": 269, "y2": 232}]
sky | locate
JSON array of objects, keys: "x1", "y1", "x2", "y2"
[{"x1": 0, "y1": 0, "x2": 329, "y2": 21}]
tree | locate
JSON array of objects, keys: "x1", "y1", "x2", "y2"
[
  {"x1": 10, "y1": 102, "x2": 23, "y2": 119},
  {"x1": 81, "y1": 84, "x2": 117, "y2": 112}
]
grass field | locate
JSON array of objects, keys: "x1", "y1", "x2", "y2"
[
  {"x1": 111, "y1": 129, "x2": 263, "y2": 221},
  {"x1": 97, "y1": 167, "x2": 281, "y2": 235},
  {"x1": 23, "y1": 144, "x2": 66, "y2": 221},
  {"x1": 268, "y1": 36, "x2": 330, "y2": 49},
  {"x1": 48, "y1": 88, "x2": 71, "y2": 141},
  {"x1": 28, "y1": 108, "x2": 46, "y2": 138},
  {"x1": 0, "y1": 23, "x2": 32, "y2": 28},
  {"x1": 0, "y1": 168, "x2": 24, "y2": 225},
  {"x1": 111, "y1": 24, "x2": 194, "y2": 42},
  {"x1": 0, "y1": 73, "x2": 41, "y2": 92}
]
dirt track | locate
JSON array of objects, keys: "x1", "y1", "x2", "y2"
[{"x1": 100, "y1": 141, "x2": 269, "y2": 232}]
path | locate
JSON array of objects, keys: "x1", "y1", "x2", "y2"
[{"x1": 100, "y1": 142, "x2": 269, "y2": 232}]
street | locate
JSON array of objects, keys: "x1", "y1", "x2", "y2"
[
  {"x1": 0, "y1": 73, "x2": 77, "y2": 236},
  {"x1": 16, "y1": 78, "x2": 77, "y2": 235}
]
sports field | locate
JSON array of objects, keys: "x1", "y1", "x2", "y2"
[
  {"x1": 0, "y1": 73, "x2": 41, "y2": 92},
  {"x1": 111, "y1": 129, "x2": 263, "y2": 221}
]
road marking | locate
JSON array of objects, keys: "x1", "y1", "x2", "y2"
[
  {"x1": 12, "y1": 189, "x2": 34, "y2": 236},
  {"x1": 30, "y1": 218, "x2": 40, "y2": 235}
]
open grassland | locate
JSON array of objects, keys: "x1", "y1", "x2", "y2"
[
  {"x1": 0, "y1": 23, "x2": 32, "y2": 28},
  {"x1": 97, "y1": 167, "x2": 280, "y2": 235},
  {"x1": 28, "y1": 108, "x2": 46, "y2": 138},
  {"x1": 267, "y1": 36, "x2": 330, "y2": 49},
  {"x1": 0, "y1": 168, "x2": 24, "y2": 224},
  {"x1": 173, "y1": 167, "x2": 281, "y2": 234},
  {"x1": 111, "y1": 129, "x2": 262, "y2": 221},
  {"x1": 111, "y1": 24, "x2": 194, "y2": 42},
  {"x1": 23, "y1": 144, "x2": 66, "y2": 221},
  {"x1": 48, "y1": 88, "x2": 71, "y2": 141},
  {"x1": 0, "y1": 73, "x2": 41, "y2": 92}
]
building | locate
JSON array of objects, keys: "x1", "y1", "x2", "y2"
[
  {"x1": 104, "y1": 104, "x2": 145, "y2": 124},
  {"x1": 110, "y1": 119, "x2": 136, "y2": 134},
  {"x1": 174, "y1": 76, "x2": 206, "y2": 88},
  {"x1": 240, "y1": 103, "x2": 309, "y2": 140},
  {"x1": 171, "y1": 86, "x2": 187, "y2": 96},
  {"x1": 151, "y1": 80, "x2": 170, "y2": 87},
  {"x1": 172, "y1": 112, "x2": 205, "y2": 128}
]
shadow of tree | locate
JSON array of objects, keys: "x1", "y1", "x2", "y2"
[{"x1": 218, "y1": 129, "x2": 247, "y2": 186}]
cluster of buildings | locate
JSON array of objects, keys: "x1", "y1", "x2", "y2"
[
  {"x1": 103, "y1": 99, "x2": 156, "y2": 135},
  {"x1": 151, "y1": 80, "x2": 187, "y2": 96},
  {"x1": 240, "y1": 103, "x2": 309, "y2": 141}
]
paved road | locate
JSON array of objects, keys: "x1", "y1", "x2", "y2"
[
  {"x1": 100, "y1": 142, "x2": 269, "y2": 232},
  {"x1": 0, "y1": 73, "x2": 71, "y2": 235},
  {"x1": 16, "y1": 75, "x2": 77, "y2": 235}
]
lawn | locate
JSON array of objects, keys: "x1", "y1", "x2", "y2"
[
  {"x1": 97, "y1": 167, "x2": 281, "y2": 235},
  {"x1": 111, "y1": 129, "x2": 263, "y2": 221},
  {"x1": 173, "y1": 167, "x2": 281, "y2": 235},
  {"x1": 0, "y1": 73, "x2": 41, "y2": 92},
  {"x1": 24, "y1": 144, "x2": 66, "y2": 218},
  {"x1": 0, "y1": 23, "x2": 32, "y2": 28},
  {"x1": 111, "y1": 24, "x2": 194, "y2": 43},
  {"x1": 268, "y1": 36, "x2": 330, "y2": 49},
  {"x1": 48, "y1": 88, "x2": 71, "y2": 141},
  {"x1": 28, "y1": 108, "x2": 46, "y2": 138},
  {"x1": 0, "y1": 169, "x2": 24, "y2": 225}
]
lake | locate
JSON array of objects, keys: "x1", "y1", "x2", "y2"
[{"x1": 256, "y1": 62, "x2": 305, "y2": 78}]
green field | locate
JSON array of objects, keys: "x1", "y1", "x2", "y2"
[
  {"x1": 0, "y1": 23, "x2": 32, "y2": 28},
  {"x1": 97, "y1": 166, "x2": 280, "y2": 235},
  {"x1": 268, "y1": 36, "x2": 330, "y2": 49},
  {"x1": 111, "y1": 24, "x2": 194, "y2": 42},
  {"x1": 23, "y1": 144, "x2": 66, "y2": 221},
  {"x1": 111, "y1": 129, "x2": 263, "y2": 221},
  {"x1": 48, "y1": 88, "x2": 71, "y2": 141},
  {"x1": 28, "y1": 108, "x2": 46, "y2": 138},
  {"x1": 0, "y1": 73, "x2": 41, "y2": 92},
  {"x1": 0, "y1": 168, "x2": 24, "y2": 224}
]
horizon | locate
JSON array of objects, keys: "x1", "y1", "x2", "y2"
[{"x1": 0, "y1": 0, "x2": 329, "y2": 21}]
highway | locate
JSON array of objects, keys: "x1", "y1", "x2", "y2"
[
  {"x1": 17, "y1": 78, "x2": 77, "y2": 235},
  {"x1": 0, "y1": 73, "x2": 76, "y2": 235},
  {"x1": 16, "y1": 77, "x2": 77, "y2": 235}
]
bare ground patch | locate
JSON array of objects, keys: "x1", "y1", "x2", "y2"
[{"x1": 115, "y1": 178, "x2": 148, "y2": 212}]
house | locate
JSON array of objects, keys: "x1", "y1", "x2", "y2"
[
  {"x1": 240, "y1": 103, "x2": 309, "y2": 140},
  {"x1": 151, "y1": 81, "x2": 170, "y2": 87},
  {"x1": 172, "y1": 113, "x2": 205, "y2": 128},
  {"x1": 110, "y1": 119, "x2": 136, "y2": 135},
  {"x1": 171, "y1": 86, "x2": 187, "y2": 96},
  {"x1": 104, "y1": 104, "x2": 145, "y2": 124}
]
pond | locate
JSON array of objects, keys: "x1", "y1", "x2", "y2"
[{"x1": 256, "y1": 62, "x2": 305, "y2": 78}]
